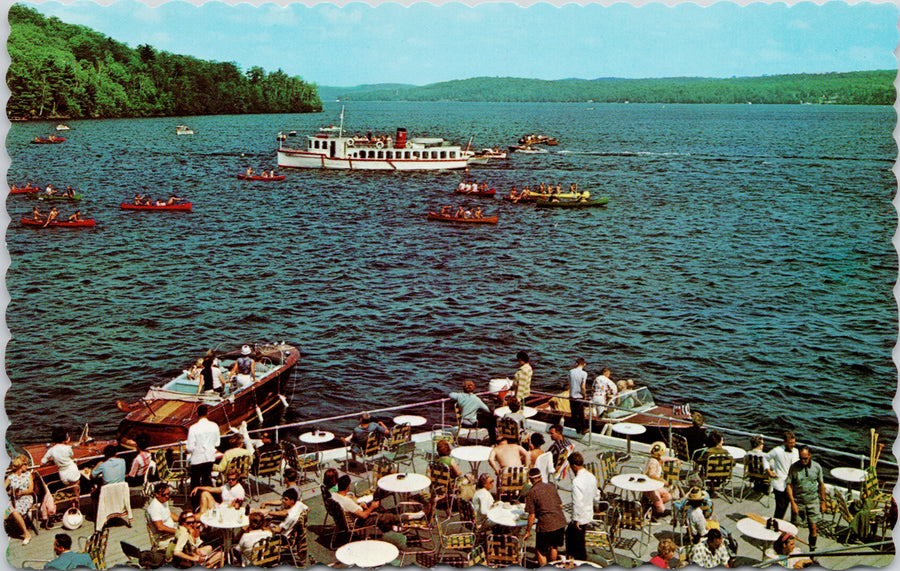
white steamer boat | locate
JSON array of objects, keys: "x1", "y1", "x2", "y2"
[{"x1": 277, "y1": 108, "x2": 472, "y2": 171}]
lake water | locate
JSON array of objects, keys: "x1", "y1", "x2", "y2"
[{"x1": 5, "y1": 101, "x2": 897, "y2": 466}]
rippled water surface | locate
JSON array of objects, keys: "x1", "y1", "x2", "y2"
[{"x1": 5, "y1": 102, "x2": 897, "y2": 462}]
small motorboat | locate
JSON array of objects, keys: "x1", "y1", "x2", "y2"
[
  {"x1": 508, "y1": 145, "x2": 547, "y2": 154},
  {"x1": 454, "y1": 187, "x2": 496, "y2": 197},
  {"x1": 319, "y1": 125, "x2": 341, "y2": 132},
  {"x1": 56, "y1": 124, "x2": 70, "y2": 131},
  {"x1": 9, "y1": 184, "x2": 41, "y2": 194},
  {"x1": 534, "y1": 197, "x2": 610, "y2": 208},
  {"x1": 21, "y1": 217, "x2": 95, "y2": 228},
  {"x1": 175, "y1": 125, "x2": 194, "y2": 135},
  {"x1": 120, "y1": 202, "x2": 192, "y2": 211},
  {"x1": 288, "y1": 131, "x2": 297, "y2": 137},
  {"x1": 31, "y1": 136, "x2": 65, "y2": 144},
  {"x1": 468, "y1": 148, "x2": 509, "y2": 165},
  {"x1": 427, "y1": 212, "x2": 498, "y2": 224},
  {"x1": 37, "y1": 193, "x2": 82, "y2": 201},
  {"x1": 237, "y1": 174, "x2": 286, "y2": 181}
]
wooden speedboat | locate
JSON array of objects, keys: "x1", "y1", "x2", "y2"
[
  {"x1": 37, "y1": 193, "x2": 82, "y2": 201},
  {"x1": 175, "y1": 125, "x2": 194, "y2": 135},
  {"x1": 236, "y1": 174, "x2": 286, "y2": 181},
  {"x1": 468, "y1": 148, "x2": 509, "y2": 165},
  {"x1": 31, "y1": 136, "x2": 65, "y2": 144},
  {"x1": 427, "y1": 212, "x2": 498, "y2": 224},
  {"x1": 115, "y1": 342, "x2": 300, "y2": 447},
  {"x1": 120, "y1": 202, "x2": 192, "y2": 211},
  {"x1": 21, "y1": 217, "x2": 95, "y2": 228},
  {"x1": 535, "y1": 197, "x2": 609, "y2": 208},
  {"x1": 508, "y1": 145, "x2": 547, "y2": 154},
  {"x1": 9, "y1": 184, "x2": 41, "y2": 194}
]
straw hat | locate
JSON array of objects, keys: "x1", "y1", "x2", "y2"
[
  {"x1": 687, "y1": 487, "x2": 704, "y2": 501},
  {"x1": 650, "y1": 441, "x2": 667, "y2": 457}
]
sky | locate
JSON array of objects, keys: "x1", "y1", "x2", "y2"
[{"x1": 11, "y1": 0, "x2": 900, "y2": 87}]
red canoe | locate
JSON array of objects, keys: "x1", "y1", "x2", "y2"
[
  {"x1": 454, "y1": 188, "x2": 496, "y2": 197},
  {"x1": 31, "y1": 137, "x2": 66, "y2": 144},
  {"x1": 121, "y1": 202, "x2": 192, "y2": 211},
  {"x1": 21, "y1": 217, "x2": 95, "y2": 228},
  {"x1": 427, "y1": 212, "x2": 498, "y2": 224},
  {"x1": 236, "y1": 174, "x2": 286, "y2": 181},
  {"x1": 9, "y1": 185, "x2": 41, "y2": 194}
]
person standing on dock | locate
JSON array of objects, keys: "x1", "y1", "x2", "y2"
[
  {"x1": 523, "y1": 467, "x2": 567, "y2": 567},
  {"x1": 186, "y1": 404, "x2": 220, "y2": 508},
  {"x1": 768, "y1": 431, "x2": 800, "y2": 520},
  {"x1": 512, "y1": 351, "x2": 533, "y2": 401},
  {"x1": 786, "y1": 445, "x2": 827, "y2": 552},
  {"x1": 566, "y1": 451, "x2": 598, "y2": 561},
  {"x1": 568, "y1": 358, "x2": 588, "y2": 435}
]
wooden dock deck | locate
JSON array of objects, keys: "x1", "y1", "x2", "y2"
[{"x1": 6, "y1": 427, "x2": 894, "y2": 569}]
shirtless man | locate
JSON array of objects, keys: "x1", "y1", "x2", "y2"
[
  {"x1": 43, "y1": 206, "x2": 59, "y2": 227},
  {"x1": 67, "y1": 211, "x2": 82, "y2": 222},
  {"x1": 488, "y1": 436, "x2": 529, "y2": 475},
  {"x1": 31, "y1": 206, "x2": 45, "y2": 221}
]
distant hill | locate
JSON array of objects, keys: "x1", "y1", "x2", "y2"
[
  {"x1": 317, "y1": 83, "x2": 415, "y2": 102},
  {"x1": 323, "y1": 72, "x2": 896, "y2": 105}
]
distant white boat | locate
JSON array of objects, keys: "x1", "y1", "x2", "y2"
[
  {"x1": 175, "y1": 125, "x2": 194, "y2": 135},
  {"x1": 55, "y1": 124, "x2": 70, "y2": 131},
  {"x1": 318, "y1": 125, "x2": 341, "y2": 132}
]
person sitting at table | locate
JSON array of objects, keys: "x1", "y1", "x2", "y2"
[
  {"x1": 265, "y1": 488, "x2": 309, "y2": 534},
  {"x1": 690, "y1": 528, "x2": 734, "y2": 568},
  {"x1": 502, "y1": 396, "x2": 527, "y2": 432},
  {"x1": 745, "y1": 434, "x2": 778, "y2": 492},
  {"x1": 772, "y1": 532, "x2": 814, "y2": 568},
  {"x1": 236, "y1": 512, "x2": 272, "y2": 567},
  {"x1": 147, "y1": 483, "x2": 179, "y2": 543},
  {"x1": 126, "y1": 433, "x2": 153, "y2": 487},
  {"x1": 650, "y1": 538, "x2": 681, "y2": 569},
  {"x1": 332, "y1": 474, "x2": 399, "y2": 531},
  {"x1": 488, "y1": 435, "x2": 529, "y2": 475},
  {"x1": 449, "y1": 380, "x2": 496, "y2": 444},
  {"x1": 213, "y1": 434, "x2": 253, "y2": 475},
  {"x1": 471, "y1": 473, "x2": 495, "y2": 530},
  {"x1": 343, "y1": 413, "x2": 389, "y2": 466},
  {"x1": 168, "y1": 511, "x2": 223, "y2": 569},
  {"x1": 255, "y1": 468, "x2": 302, "y2": 517},
  {"x1": 192, "y1": 468, "x2": 246, "y2": 515},
  {"x1": 643, "y1": 441, "x2": 674, "y2": 521},
  {"x1": 697, "y1": 430, "x2": 728, "y2": 478},
  {"x1": 435, "y1": 440, "x2": 463, "y2": 479}
]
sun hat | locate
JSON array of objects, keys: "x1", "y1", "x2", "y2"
[
  {"x1": 650, "y1": 441, "x2": 667, "y2": 457},
  {"x1": 687, "y1": 487, "x2": 704, "y2": 501},
  {"x1": 241, "y1": 345, "x2": 252, "y2": 355}
]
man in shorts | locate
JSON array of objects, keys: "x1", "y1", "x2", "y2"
[
  {"x1": 523, "y1": 468, "x2": 566, "y2": 566},
  {"x1": 786, "y1": 445, "x2": 827, "y2": 551}
]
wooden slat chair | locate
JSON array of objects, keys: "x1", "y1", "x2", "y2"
[
  {"x1": 153, "y1": 448, "x2": 189, "y2": 498},
  {"x1": 78, "y1": 528, "x2": 110, "y2": 570},
  {"x1": 740, "y1": 453, "x2": 772, "y2": 506},
  {"x1": 598, "y1": 450, "x2": 622, "y2": 499},
  {"x1": 817, "y1": 490, "x2": 855, "y2": 543},
  {"x1": 384, "y1": 423, "x2": 412, "y2": 452},
  {"x1": 428, "y1": 460, "x2": 457, "y2": 519},
  {"x1": 497, "y1": 466, "x2": 528, "y2": 502},
  {"x1": 248, "y1": 534, "x2": 284, "y2": 568},
  {"x1": 282, "y1": 441, "x2": 321, "y2": 484},
  {"x1": 322, "y1": 491, "x2": 380, "y2": 549},
  {"x1": 485, "y1": 533, "x2": 524, "y2": 568},
  {"x1": 43, "y1": 484, "x2": 81, "y2": 530},
  {"x1": 662, "y1": 458, "x2": 684, "y2": 503},
  {"x1": 281, "y1": 511, "x2": 308, "y2": 566},
  {"x1": 615, "y1": 499, "x2": 652, "y2": 558},
  {"x1": 457, "y1": 498, "x2": 489, "y2": 540},
  {"x1": 496, "y1": 417, "x2": 520, "y2": 444},
  {"x1": 455, "y1": 404, "x2": 488, "y2": 445},
  {"x1": 586, "y1": 503, "x2": 620, "y2": 563},
  {"x1": 214, "y1": 453, "x2": 252, "y2": 486},
  {"x1": 250, "y1": 446, "x2": 284, "y2": 500},
  {"x1": 382, "y1": 441, "x2": 417, "y2": 473},
  {"x1": 397, "y1": 500, "x2": 434, "y2": 547},
  {"x1": 671, "y1": 434, "x2": 693, "y2": 473},
  {"x1": 442, "y1": 544, "x2": 485, "y2": 568},
  {"x1": 702, "y1": 453, "x2": 736, "y2": 503},
  {"x1": 438, "y1": 519, "x2": 478, "y2": 560},
  {"x1": 860, "y1": 466, "x2": 892, "y2": 509},
  {"x1": 345, "y1": 431, "x2": 383, "y2": 474},
  {"x1": 144, "y1": 509, "x2": 173, "y2": 551},
  {"x1": 429, "y1": 424, "x2": 457, "y2": 462}
]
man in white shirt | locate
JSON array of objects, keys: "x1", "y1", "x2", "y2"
[
  {"x1": 186, "y1": 404, "x2": 221, "y2": 509},
  {"x1": 147, "y1": 483, "x2": 178, "y2": 544},
  {"x1": 569, "y1": 358, "x2": 588, "y2": 434},
  {"x1": 767, "y1": 430, "x2": 799, "y2": 520},
  {"x1": 591, "y1": 367, "x2": 618, "y2": 417},
  {"x1": 566, "y1": 451, "x2": 598, "y2": 560},
  {"x1": 270, "y1": 488, "x2": 309, "y2": 534}
]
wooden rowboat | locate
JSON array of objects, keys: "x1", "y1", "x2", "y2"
[
  {"x1": 21, "y1": 217, "x2": 95, "y2": 228},
  {"x1": 120, "y1": 202, "x2": 192, "y2": 211},
  {"x1": 9, "y1": 185, "x2": 41, "y2": 194},
  {"x1": 427, "y1": 212, "x2": 498, "y2": 224}
]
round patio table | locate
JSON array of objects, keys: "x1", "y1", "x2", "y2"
[
  {"x1": 610, "y1": 422, "x2": 646, "y2": 455},
  {"x1": 493, "y1": 406, "x2": 538, "y2": 418},
  {"x1": 724, "y1": 445, "x2": 747, "y2": 461},
  {"x1": 393, "y1": 415, "x2": 428, "y2": 427},
  {"x1": 200, "y1": 506, "x2": 249, "y2": 566},
  {"x1": 377, "y1": 473, "x2": 431, "y2": 495},
  {"x1": 451, "y1": 445, "x2": 493, "y2": 475},
  {"x1": 487, "y1": 502, "x2": 528, "y2": 527},
  {"x1": 736, "y1": 516, "x2": 799, "y2": 558},
  {"x1": 335, "y1": 540, "x2": 400, "y2": 568}
]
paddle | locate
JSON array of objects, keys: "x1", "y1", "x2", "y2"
[{"x1": 744, "y1": 513, "x2": 809, "y2": 546}]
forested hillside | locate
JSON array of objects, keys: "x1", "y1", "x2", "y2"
[
  {"x1": 7, "y1": 4, "x2": 322, "y2": 119},
  {"x1": 333, "y1": 72, "x2": 896, "y2": 105}
]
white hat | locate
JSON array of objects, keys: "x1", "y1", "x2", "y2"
[
  {"x1": 62, "y1": 507, "x2": 84, "y2": 530},
  {"x1": 241, "y1": 345, "x2": 252, "y2": 355}
]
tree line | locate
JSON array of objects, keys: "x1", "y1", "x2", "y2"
[
  {"x1": 332, "y1": 72, "x2": 896, "y2": 105},
  {"x1": 7, "y1": 4, "x2": 322, "y2": 120}
]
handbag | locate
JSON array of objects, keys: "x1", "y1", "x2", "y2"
[{"x1": 61, "y1": 507, "x2": 84, "y2": 530}]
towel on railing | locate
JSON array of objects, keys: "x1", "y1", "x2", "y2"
[
  {"x1": 95, "y1": 482, "x2": 133, "y2": 530},
  {"x1": 40, "y1": 490, "x2": 56, "y2": 521}
]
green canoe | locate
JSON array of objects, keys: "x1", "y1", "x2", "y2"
[
  {"x1": 37, "y1": 193, "x2": 83, "y2": 201},
  {"x1": 534, "y1": 196, "x2": 609, "y2": 208}
]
